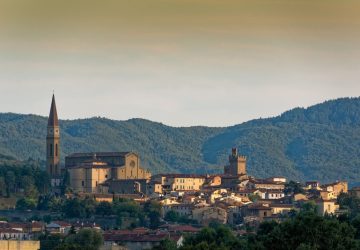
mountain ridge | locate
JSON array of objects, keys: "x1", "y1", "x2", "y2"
[{"x1": 0, "y1": 97, "x2": 359, "y2": 183}]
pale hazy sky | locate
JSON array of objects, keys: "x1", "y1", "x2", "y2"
[{"x1": 0, "y1": 0, "x2": 359, "y2": 126}]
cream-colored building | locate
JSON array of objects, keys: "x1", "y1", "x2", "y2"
[
  {"x1": 68, "y1": 160, "x2": 111, "y2": 193},
  {"x1": 0, "y1": 241, "x2": 40, "y2": 250},
  {"x1": 270, "y1": 204, "x2": 295, "y2": 215},
  {"x1": 66, "y1": 152, "x2": 151, "y2": 193},
  {"x1": 321, "y1": 181, "x2": 348, "y2": 197},
  {"x1": 316, "y1": 199, "x2": 339, "y2": 215},
  {"x1": 151, "y1": 174, "x2": 206, "y2": 193},
  {"x1": 319, "y1": 191, "x2": 337, "y2": 201}
]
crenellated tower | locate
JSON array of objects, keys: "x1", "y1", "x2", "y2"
[
  {"x1": 224, "y1": 148, "x2": 247, "y2": 176},
  {"x1": 46, "y1": 94, "x2": 61, "y2": 186}
]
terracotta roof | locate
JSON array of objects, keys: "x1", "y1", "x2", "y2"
[
  {"x1": 0, "y1": 228, "x2": 25, "y2": 233},
  {"x1": 8, "y1": 223, "x2": 28, "y2": 230},
  {"x1": 160, "y1": 224, "x2": 201, "y2": 233},
  {"x1": 48, "y1": 94, "x2": 59, "y2": 127},
  {"x1": 251, "y1": 179, "x2": 284, "y2": 185},
  {"x1": 52, "y1": 221, "x2": 71, "y2": 227}
]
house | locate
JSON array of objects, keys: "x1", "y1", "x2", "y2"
[
  {"x1": 266, "y1": 177, "x2": 287, "y2": 183},
  {"x1": 270, "y1": 204, "x2": 295, "y2": 215},
  {"x1": 209, "y1": 189, "x2": 228, "y2": 204},
  {"x1": 0, "y1": 229, "x2": 30, "y2": 240},
  {"x1": 247, "y1": 179, "x2": 285, "y2": 190},
  {"x1": 204, "y1": 175, "x2": 222, "y2": 187},
  {"x1": 321, "y1": 181, "x2": 348, "y2": 197},
  {"x1": 151, "y1": 174, "x2": 206, "y2": 194},
  {"x1": 220, "y1": 175, "x2": 249, "y2": 191},
  {"x1": 319, "y1": 191, "x2": 336, "y2": 201},
  {"x1": 162, "y1": 204, "x2": 194, "y2": 218},
  {"x1": 51, "y1": 221, "x2": 72, "y2": 234},
  {"x1": 316, "y1": 199, "x2": 339, "y2": 215},
  {"x1": 242, "y1": 203, "x2": 273, "y2": 221},
  {"x1": 46, "y1": 223, "x2": 63, "y2": 234},
  {"x1": 192, "y1": 206, "x2": 227, "y2": 226},
  {"x1": 237, "y1": 189, "x2": 265, "y2": 200},
  {"x1": 293, "y1": 193, "x2": 308, "y2": 202},
  {"x1": 305, "y1": 181, "x2": 321, "y2": 190},
  {"x1": 264, "y1": 190, "x2": 285, "y2": 200}
]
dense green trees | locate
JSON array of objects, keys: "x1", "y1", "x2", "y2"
[
  {"x1": 2, "y1": 98, "x2": 360, "y2": 182},
  {"x1": 174, "y1": 210, "x2": 360, "y2": 250},
  {"x1": 284, "y1": 180, "x2": 305, "y2": 195},
  {"x1": 0, "y1": 158, "x2": 50, "y2": 199},
  {"x1": 40, "y1": 229, "x2": 103, "y2": 250}
]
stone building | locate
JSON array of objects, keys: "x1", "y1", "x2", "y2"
[
  {"x1": 224, "y1": 148, "x2": 246, "y2": 176},
  {"x1": 66, "y1": 152, "x2": 151, "y2": 193}
]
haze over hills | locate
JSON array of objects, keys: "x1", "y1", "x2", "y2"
[{"x1": 0, "y1": 97, "x2": 359, "y2": 184}]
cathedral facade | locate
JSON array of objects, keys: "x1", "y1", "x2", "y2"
[{"x1": 65, "y1": 152, "x2": 151, "y2": 193}]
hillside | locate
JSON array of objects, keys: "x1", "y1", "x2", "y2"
[{"x1": 0, "y1": 97, "x2": 359, "y2": 183}]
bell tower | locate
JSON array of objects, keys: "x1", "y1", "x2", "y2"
[{"x1": 46, "y1": 94, "x2": 61, "y2": 186}]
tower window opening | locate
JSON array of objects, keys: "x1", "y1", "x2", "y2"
[
  {"x1": 49, "y1": 144, "x2": 53, "y2": 157},
  {"x1": 55, "y1": 144, "x2": 58, "y2": 157}
]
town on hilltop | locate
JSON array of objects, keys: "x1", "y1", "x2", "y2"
[{"x1": 0, "y1": 95, "x2": 359, "y2": 250}]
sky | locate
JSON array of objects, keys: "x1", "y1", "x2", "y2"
[{"x1": 0, "y1": 0, "x2": 359, "y2": 127}]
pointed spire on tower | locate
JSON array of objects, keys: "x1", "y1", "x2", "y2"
[{"x1": 48, "y1": 94, "x2": 59, "y2": 127}]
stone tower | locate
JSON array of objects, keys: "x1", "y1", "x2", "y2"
[
  {"x1": 224, "y1": 148, "x2": 247, "y2": 176},
  {"x1": 46, "y1": 94, "x2": 61, "y2": 186}
]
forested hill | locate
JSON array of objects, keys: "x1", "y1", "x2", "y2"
[{"x1": 0, "y1": 97, "x2": 360, "y2": 183}]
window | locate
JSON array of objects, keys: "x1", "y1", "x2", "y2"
[
  {"x1": 55, "y1": 144, "x2": 58, "y2": 156},
  {"x1": 96, "y1": 181, "x2": 98, "y2": 186},
  {"x1": 264, "y1": 212, "x2": 267, "y2": 217},
  {"x1": 49, "y1": 144, "x2": 53, "y2": 157},
  {"x1": 82, "y1": 181, "x2": 84, "y2": 187}
]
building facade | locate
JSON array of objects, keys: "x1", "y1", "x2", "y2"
[
  {"x1": 66, "y1": 152, "x2": 151, "y2": 193},
  {"x1": 224, "y1": 148, "x2": 246, "y2": 176}
]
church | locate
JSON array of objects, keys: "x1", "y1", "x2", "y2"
[{"x1": 46, "y1": 94, "x2": 151, "y2": 194}]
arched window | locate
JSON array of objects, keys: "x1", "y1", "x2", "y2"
[
  {"x1": 49, "y1": 144, "x2": 53, "y2": 157},
  {"x1": 55, "y1": 144, "x2": 58, "y2": 157},
  {"x1": 50, "y1": 164, "x2": 52, "y2": 175}
]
